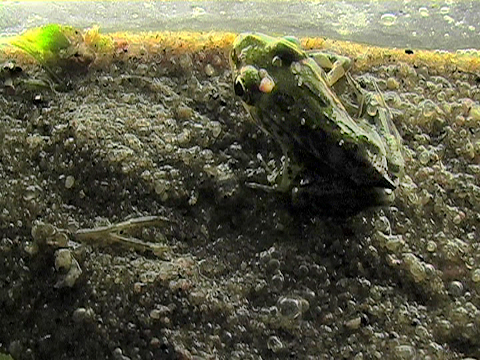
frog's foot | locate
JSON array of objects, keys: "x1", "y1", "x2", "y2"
[
  {"x1": 74, "y1": 215, "x2": 173, "y2": 255},
  {"x1": 345, "y1": 73, "x2": 388, "y2": 116},
  {"x1": 246, "y1": 153, "x2": 302, "y2": 193},
  {"x1": 307, "y1": 51, "x2": 352, "y2": 87}
]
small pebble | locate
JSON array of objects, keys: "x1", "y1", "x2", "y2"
[
  {"x1": 345, "y1": 317, "x2": 362, "y2": 330},
  {"x1": 65, "y1": 175, "x2": 75, "y2": 189},
  {"x1": 204, "y1": 64, "x2": 215, "y2": 76},
  {"x1": 55, "y1": 249, "x2": 72, "y2": 271},
  {"x1": 386, "y1": 77, "x2": 399, "y2": 90}
]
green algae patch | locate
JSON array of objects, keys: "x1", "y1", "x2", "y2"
[
  {"x1": 10, "y1": 24, "x2": 80, "y2": 62},
  {"x1": 3, "y1": 24, "x2": 480, "y2": 77},
  {"x1": 2, "y1": 25, "x2": 237, "y2": 62},
  {"x1": 5, "y1": 24, "x2": 95, "y2": 82}
]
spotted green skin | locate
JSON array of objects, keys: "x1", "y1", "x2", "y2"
[{"x1": 231, "y1": 32, "x2": 403, "y2": 191}]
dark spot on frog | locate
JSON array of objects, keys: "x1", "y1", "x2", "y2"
[
  {"x1": 273, "y1": 92, "x2": 295, "y2": 112},
  {"x1": 405, "y1": 49, "x2": 414, "y2": 55},
  {"x1": 271, "y1": 42, "x2": 303, "y2": 66}
]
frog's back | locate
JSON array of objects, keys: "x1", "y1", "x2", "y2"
[
  {"x1": 231, "y1": 32, "x2": 400, "y2": 192},
  {"x1": 256, "y1": 57, "x2": 397, "y2": 189}
]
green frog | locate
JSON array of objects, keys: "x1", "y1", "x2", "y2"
[{"x1": 230, "y1": 33, "x2": 404, "y2": 209}]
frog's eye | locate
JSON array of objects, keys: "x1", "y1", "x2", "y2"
[
  {"x1": 235, "y1": 65, "x2": 263, "y2": 104},
  {"x1": 234, "y1": 77, "x2": 257, "y2": 105}
]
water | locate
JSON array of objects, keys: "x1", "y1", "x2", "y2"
[{"x1": 1, "y1": 0, "x2": 480, "y2": 49}]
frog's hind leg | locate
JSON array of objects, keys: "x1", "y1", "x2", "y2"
[
  {"x1": 346, "y1": 73, "x2": 405, "y2": 179},
  {"x1": 308, "y1": 51, "x2": 352, "y2": 87},
  {"x1": 344, "y1": 72, "x2": 367, "y2": 116},
  {"x1": 345, "y1": 73, "x2": 390, "y2": 115}
]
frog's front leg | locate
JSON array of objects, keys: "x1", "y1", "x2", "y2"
[
  {"x1": 307, "y1": 51, "x2": 352, "y2": 87},
  {"x1": 247, "y1": 144, "x2": 303, "y2": 193},
  {"x1": 273, "y1": 141, "x2": 304, "y2": 192}
]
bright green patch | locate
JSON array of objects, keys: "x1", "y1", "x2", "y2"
[{"x1": 9, "y1": 24, "x2": 79, "y2": 65}]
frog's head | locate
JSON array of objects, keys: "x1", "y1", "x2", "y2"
[
  {"x1": 232, "y1": 65, "x2": 261, "y2": 106},
  {"x1": 231, "y1": 33, "x2": 306, "y2": 106},
  {"x1": 234, "y1": 64, "x2": 281, "y2": 107},
  {"x1": 231, "y1": 33, "x2": 305, "y2": 71}
]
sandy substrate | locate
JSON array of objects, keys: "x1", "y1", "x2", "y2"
[{"x1": 0, "y1": 30, "x2": 480, "y2": 359}]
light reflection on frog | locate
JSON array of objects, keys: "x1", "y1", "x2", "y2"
[{"x1": 230, "y1": 32, "x2": 404, "y2": 212}]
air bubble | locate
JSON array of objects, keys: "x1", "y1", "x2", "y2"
[
  {"x1": 395, "y1": 345, "x2": 416, "y2": 359},
  {"x1": 471, "y1": 269, "x2": 480, "y2": 282},
  {"x1": 426, "y1": 240, "x2": 437, "y2": 252},
  {"x1": 420, "y1": 99, "x2": 437, "y2": 118},
  {"x1": 448, "y1": 281, "x2": 464, "y2": 297},
  {"x1": 291, "y1": 62, "x2": 302, "y2": 74},
  {"x1": 380, "y1": 13, "x2": 397, "y2": 26},
  {"x1": 191, "y1": 6, "x2": 206, "y2": 17},
  {"x1": 418, "y1": 150, "x2": 430, "y2": 165},
  {"x1": 419, "y1": 7, "x2": 429, "y2": 17},
  {"x1": 440, "y1": 6, "x2": 450, "y2": 14},
  {"x1": 271, "y1": 271, "x2": 285, "y2": 291},
  {"x1": 277, "y1": 295, "x2": 309, "y2": 320}
]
